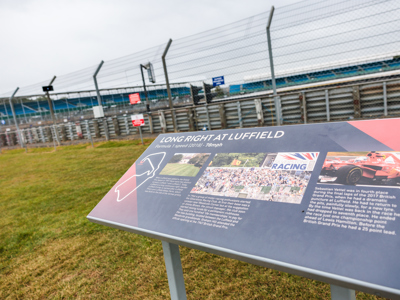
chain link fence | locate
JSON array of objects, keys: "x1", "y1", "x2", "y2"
[{"x1": 2, "y1": 77, "x2": 400, "y2": 149}]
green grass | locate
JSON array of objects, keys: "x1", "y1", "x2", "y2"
[
  {"x1": 0, "y1": 141, "x2": 386, "y2": 299},
  {"x1": 159, "y1": 163, "x2": 201, "y2": 177}
]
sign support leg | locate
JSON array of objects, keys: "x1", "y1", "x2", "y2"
[
  {"x1": 162, "y1": 241, "x2": 187, "y2": 300},
  {"x1": 330, "y1": 284, "x2": 356, "y2": 300},
  {"x1": 139, "y1": 126, "x2": 144, "y2": 145}
]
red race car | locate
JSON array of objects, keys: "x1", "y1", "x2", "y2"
[{"x1": 319, "y1": 151, "x2": 400, "y2": 185}]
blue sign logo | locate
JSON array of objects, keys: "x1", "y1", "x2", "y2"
[{"x1": 212, "y1": 76, "x2": 225, "y2": 87}]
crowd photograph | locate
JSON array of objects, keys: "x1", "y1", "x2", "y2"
[{"x1": 191, "y1": 153, "x2": 313, "y2": 204}]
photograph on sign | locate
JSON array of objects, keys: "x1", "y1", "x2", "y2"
[
  {"x1": 319, "y1": 151, "x2": 400, "y2": 186},
  {"x1": 88, "y1": 119, "x2": 400, "y2": 298},
  {"x1": 159, "y1": 153, "x2": 211, "y2": 177},
  {"x1": 191, "y1": 152, "x2": 316, "y2": 203},
  {"x1": 129, "y1": 93, "x2": 141, "y2": 105}
]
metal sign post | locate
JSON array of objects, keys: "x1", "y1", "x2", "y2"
[
  {"x1": 138, "y1": 126, "x2": 144, "y2": 145},
  {"x1": 131, "y1": 114, "x2": 145, "y2": 145},
  {"x1": 43, "y1": 76, "x2": 60, "y2": 145},
  {"x1": 162, "y1": 241, "x2": 187, "y2": 300}
]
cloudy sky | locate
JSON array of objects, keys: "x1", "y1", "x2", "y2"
[{"x1": 0, "y1": 0, "x2": 302, "y2": 95}]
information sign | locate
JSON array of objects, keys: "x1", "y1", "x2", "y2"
[
  {"x1": 131, "y1": 114, "x2": 145, "y2": 127},
  {"x1": 88, "y1": 118, "x2": 400, "y2": 299},
  {"x1": 212, "y1": 76, "x2": 225, "y2": 87},
  {"x1": 129, "y1": 93, "x2": 141, "y2": 105}
]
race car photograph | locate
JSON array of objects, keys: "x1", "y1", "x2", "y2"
[{"x1": 318, "y1": 151, "x2": 400, "y2": 186}]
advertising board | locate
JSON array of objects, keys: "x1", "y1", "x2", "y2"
[
  {"x1": 88, "y1": 118, "x2": 400, "y2": 299},
  {"x1": 129, "y1": 93, "x2": 141, "y2": 105},
  {"x1": 131, "y1": 114, "x2": 145, "y2": 127}
]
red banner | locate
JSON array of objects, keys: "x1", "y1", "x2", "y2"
[{"x1": 129, "y1": 93, "x2": 141, "y2": 105}]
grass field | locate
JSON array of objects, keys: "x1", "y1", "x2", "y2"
[
  {"x1": 159, "y1": 163, "x2": 201, "y2": 177},
  {"x1": 0, "y1": 140, "x2": 385, "y2": 299}
]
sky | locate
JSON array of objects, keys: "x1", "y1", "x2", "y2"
[{"x1": 0, "y1": 0, "x2": 302, "y2": 95}]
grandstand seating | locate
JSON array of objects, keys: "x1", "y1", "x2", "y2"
[{"x1": 1, "y1": 56, "x2": 399, "y2": 117}]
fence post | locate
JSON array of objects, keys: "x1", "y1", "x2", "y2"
[
  {"x1": 162, "y1": 39, "x2": 177, "y2": 132},
  {"x1": 93, "y1": 61, "x2": 108, "y2": 141},
  {"x1": 103, "y1": 118, "x2": 110, "y2": 141},
  {"x1": 159, "y1": 111, "x2": 167, "y2": 133},
  {"x1": 39, "y1": 126, "x2": 45, "y2": 143},
  {"x1": 8, "y1": 87, "x2": 25, "y2": 148},
  {"x1": 46, "y1": 127, "x2": 53, "y2": 142},
  {"x1": 254, "y1": 99, "x2": 264, "y2": 127},
  {"x1": 32, "y1": 128, "x2": 39, "y2": 143},
  {"x1": 113, "y1": 117, "x2": 121, "y2": 136},
  {"x1": 45, "y1": 76, "x2": 60, "y2": 145},
  {"x1": 93, "y1": 61, "x2": 104, "y2": 107},
  {"x1": 266, "y1": 6, "x2": 282, "y2": 126},
  {"x1": 27, "y1": 129, "x2": 33, "y2": 144},
  {"x1": 219, "y1": 103, "x2": 227, "y2": 129},
  {"x1": 124, "y1": 115, "x2": 130, "y2": 135},
  {"x1": 60, "y1": 125, "x2": 68, "y2": 141},
  {"x1": 300, "y1": 92, "x2": 307, "y2": 124},
  {"x1": 352, "y1": 86, "x2": 361, "y2": 119},
  {"x1": 86, "y1": 120, "x2": 94, "y2": 148},
  {"x1": 383, "y1": 82, "x2": 388, "y2": 116},
  {"x1": 205, "y1": 104, "x2": 211, "y2": 130},
  {"x1": 93, "y1": 119, "x2": 101, "y2": 138},
  {"x1": 147, "y1": 113, "x2": 154, "y2": 134},
  {"x1": 237, "y1": 102, "x2": 243, "y2": 128},
  {"x1": 187, "y1": 108, "x2": 195, "y2": 131},
  {"x1": 68, "y1": 124, "x2": 74, "y2": 141},
  {"x1": 325, "y1": 90, "x2": 330, "y2": 122}
]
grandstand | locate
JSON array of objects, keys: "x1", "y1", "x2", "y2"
[{"x1": 231, "y1": 52, "x2": 400, "y2": 95}]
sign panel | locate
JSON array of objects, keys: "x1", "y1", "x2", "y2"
[
  {"x1": 42, "y1": 85, "x2": 54, "y2": 92},
  {"x1": 88, "y1": 119, "x2": 400, "y2": 299},
  {"x1": 131, "y1": 114, "x2": 145, "y2": 127},
  {"x1": 147, "y1": 62, "x2": 156, "y2": 84},
  {"x1": 212, "y1": 76, "x2": 225, "y2": 87},
  {"x1": 93, "y1": 105, "x2": 104, "y2": 119},
  {"x1": 129, "y1": 93, "x2": 141, "y2": 105}
]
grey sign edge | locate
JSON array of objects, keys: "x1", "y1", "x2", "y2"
[{"x1": 87, "y1": 215, "x2": 400, "y2": 299}]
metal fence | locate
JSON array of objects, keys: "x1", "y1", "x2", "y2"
[{"x1": 2, "y1": 77, "x2": 399, "y2": 149}]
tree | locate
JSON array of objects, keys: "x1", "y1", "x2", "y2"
[
  {"x1": 211, "y1": 153, "x2": 234, "y2": 167},
  {"x1": 169, "y1": 154, "x2": 183, "y2": 163},
  {"x1": 215, "y1": 86, "x2": 224, "y2": 98},
  {"x1": 194, "y1": 154, "x2": 210, "y2": 168}
]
